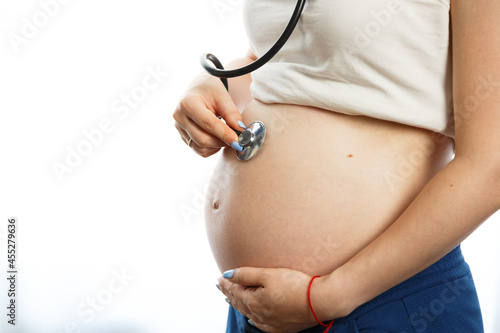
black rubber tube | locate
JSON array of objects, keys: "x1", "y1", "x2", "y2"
[{"x1": 200, "y1": 0, "x2": 306, "y2": 91}]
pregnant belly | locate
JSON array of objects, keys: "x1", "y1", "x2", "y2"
[{"x1": 205, "y1": 100, "x2": 454, "y2": 277}]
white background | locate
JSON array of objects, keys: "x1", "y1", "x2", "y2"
[{"x1": 0, "y1": 1, "x2": 499, "y2": 332}]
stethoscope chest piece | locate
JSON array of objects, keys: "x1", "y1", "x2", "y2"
[{"x1": 236, "y1": 121, "x2": 266, "y2": 161}]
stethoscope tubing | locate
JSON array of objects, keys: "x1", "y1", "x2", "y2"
[{"x1": 200, "y1": 0, "x2": 307, "y2": 90}]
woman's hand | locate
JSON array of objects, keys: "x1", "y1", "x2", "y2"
[
  {"x1": 217, "y1": 267, "x2": 335, "y2": 333},
  {"x1": 173, "y1": 72, "x2": 246, "y2": 158}
]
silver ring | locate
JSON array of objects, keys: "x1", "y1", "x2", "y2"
[
  {"x1": 225, "y1": 298, "x2": 231, "y2": 305},
  {"x1": 187, "y1": 138, "x2": 193, "y2": 147}
]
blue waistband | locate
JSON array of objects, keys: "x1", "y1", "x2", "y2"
[{"x1": 333, "y1": 245, "x2": 468, "y2": 325}]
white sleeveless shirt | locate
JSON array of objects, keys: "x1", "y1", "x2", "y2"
[{"x1": 243, "y1": 0, "x2": 454, "y2": 137}]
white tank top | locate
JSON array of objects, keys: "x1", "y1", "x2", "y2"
[{"x1": 243, "y1": 0, "x2": 453, "y2": 137}]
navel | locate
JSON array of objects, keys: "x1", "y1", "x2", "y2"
[{"x1": 213, "y1": 200, "x2": 220, "y2": 210}]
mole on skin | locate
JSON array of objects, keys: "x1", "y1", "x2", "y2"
[
  {"x1": 213, "y1": 201, "x2": 220, "y2": 210},
  {"x1": 347, "y1": 154, "x2": 354, "y2": 158}
]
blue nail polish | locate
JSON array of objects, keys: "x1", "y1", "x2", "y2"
[
  {"x1": 248, "y1": 319, "x2": 257, "y2": 327},
  {"x1": 216, "y1": 284, "x2": 220, "y2": 291},
  {"x1": 231, "y1": 142, "x2": 245, "y2": 152},
  {"x1": 225, "y1": 298, "x2": 231, "y2": 305},
  {"x1": 223, "y1": 269, "x2": 235, "y2": 279},
  {"x1": 238, "y1": 120, "x2": 247, "y2": 130}
]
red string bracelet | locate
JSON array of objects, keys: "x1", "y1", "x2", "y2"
[{"x1": 308, "y1": 275, "x2": 334, "y2": 333}]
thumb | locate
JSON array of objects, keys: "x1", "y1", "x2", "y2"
[{"x1": 222, "y1": 267, "x2": 268, "y2": 287}]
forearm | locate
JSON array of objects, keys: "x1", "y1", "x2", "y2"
[{"x1": 316, "y1": 155, "x2": 500, "y2": 320}]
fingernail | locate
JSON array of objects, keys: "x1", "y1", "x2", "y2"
[
  {"x1": 216, "y1": 284, "x2": 220, "y2": 291},
  {"x1": 231, "y1": 142, "x2": 245, "y2": 152},
  {"x1": 225, "y1": 298, "x2": 231, "y2": 305},
  {"x1": 223, "y1": 269, "x2": 235, "y2": 279},
  {"x1": 248, "y1": 319, "x2": 257, "y2": 327},
  {"x1": 238, "y1": 120, "x2": 247, "y2": 130}
]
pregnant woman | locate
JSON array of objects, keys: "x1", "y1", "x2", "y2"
[{"x1": 173, "y1": 0, "x2": 500, "y2": 332}]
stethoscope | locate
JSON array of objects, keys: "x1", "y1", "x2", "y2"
[{"x1": 200, "y1": 0, "x2": 307, "y2": 161}]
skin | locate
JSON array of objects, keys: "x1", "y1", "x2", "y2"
[
  {"x1": 174, "y1": 0, "x2": 500, "y2": 331},
  {"x1": 173, "y1": 49, "x2": 255, "y2": 157}
]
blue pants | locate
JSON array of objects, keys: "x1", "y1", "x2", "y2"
[{"x1": 226, "y1": 246, "x2": 483, "y2": 332}]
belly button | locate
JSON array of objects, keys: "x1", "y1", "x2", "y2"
[{"x1": 212, "y1": 200, "x2": 220, "y2": 210}]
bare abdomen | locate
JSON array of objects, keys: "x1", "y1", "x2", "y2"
[{"x1": 204, "y1": 100, "x2": 454, "y2": 276}]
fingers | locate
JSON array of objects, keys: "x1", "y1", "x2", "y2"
[
  {"x1": 218, "y1": 268, "x2": 267, "y2": 319},
  {"x1": 217, "y1": 278, "x2": 283, "y2": 332},
  {"x1": 212, "y1": 92, "x2": 247, "y2": 133},
  {"x1": 173, "y1": 69, "x2": 249, "y2": 157},
  {"x1": 201, "y1": 72, "x2": 247, "y2": 132},
  {"x1": 223, "y1": 267, "x2": 268, "y2": 287},
  {"x1": 184, "y1": 117, "x2": 226, "y2": 148},
  {"x1": 189, "y1": 141, "x2": 221, "y2": 158},
  {"x1": 174, "y1": 117, "x2": 223, "y2": 158},
  {"x1": 176, "y1": 94, "x2": 241, "y2": 148},
  {"x1": 225, "y1": 288, "x2": 254, "y2": 320},
  {"x1": 217, "y1": 267, "x2": 268, "y2": 319}
]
